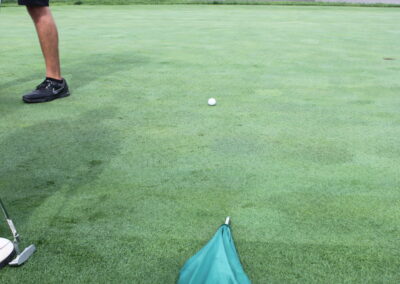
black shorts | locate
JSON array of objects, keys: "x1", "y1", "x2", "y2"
[{"x1": 18, "y1": 0, "x2": 49, "y2": 6}]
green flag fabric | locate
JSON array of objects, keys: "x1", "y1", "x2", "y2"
[{"x1": 178, "y1": 224, "x2": 251, "y2": 284}]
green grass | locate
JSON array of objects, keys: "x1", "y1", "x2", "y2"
[{"x1": 1, "y1": 5, "x2": 400, "y2": 283}]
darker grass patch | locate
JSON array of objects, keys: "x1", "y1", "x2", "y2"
[
  {"x1": 350, "y1": 99, "x2": 373, "y2": 105},
  {"x1": 241, "y1": 202, "x2": 256, "y2": 208},
  {"x1": 383, "y1": 57, "x2": 396, "y2": 60},
  {"x1": 87, "y1": 211, "x2": 107, "y2": 222},
  {"x1": 51, "y1": 216, "x2": 79, "y2": 226},
  {"x1": 64, "y1": 52, "x2": 148, "y2": 92},
  {"x1": 266, "y1": 135, "x2": 353, "y2": 165},
  {"x1": 89, "y1": 160, "x2": 103, "y2": 167},
  {"x1": 0, "y1": 52, "x2": 148, "y2": 102},
  {"x1": 0, "y1": 109, "x2": 121, "y2": 226}
]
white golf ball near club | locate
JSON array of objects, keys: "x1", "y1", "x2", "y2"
[{"x1": 208, "y1": 98, "x2": 216, "y2": 106}]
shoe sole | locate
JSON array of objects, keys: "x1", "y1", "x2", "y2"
[{"x1": 23, "y1": 91, "x2": 70, "y2": 104}]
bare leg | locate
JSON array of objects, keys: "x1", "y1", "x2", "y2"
[{"x1": 27, "y1": 6, "x2": 61, "y2": 80}]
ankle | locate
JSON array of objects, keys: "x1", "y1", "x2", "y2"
[{"x1": 46, "y1": 77, "x2": 63, "y2": 84}]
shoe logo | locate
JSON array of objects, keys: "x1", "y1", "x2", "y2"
[{"x1": 52, "y1": 87, "x2": 63, "y2": 95}]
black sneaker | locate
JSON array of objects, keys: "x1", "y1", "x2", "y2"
[{"x1": 22, "y1": 78, "x2": 70, "y2": 103}]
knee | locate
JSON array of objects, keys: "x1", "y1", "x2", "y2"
[{"x1": 27, "y1": 6, "x2": 50, "y2": 22}]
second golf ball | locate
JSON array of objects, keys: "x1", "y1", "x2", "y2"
[{"x1": 208, "y1": 98, "x2": 217, "y2": 106}]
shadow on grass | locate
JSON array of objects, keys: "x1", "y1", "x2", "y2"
[
  {"x1": 0, "y1": 51, "x2": 147, "y2": 100},
  {"x1": 63, "y1": 52, "x2": 147, "y2": 92},
  {"x1": 0, "y1": 108, "x2": 120, "y2": 230}
]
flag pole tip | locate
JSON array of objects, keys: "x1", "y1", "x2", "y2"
[{"x1": 225, "y1": 216, "x2": 231, "y2": 225}]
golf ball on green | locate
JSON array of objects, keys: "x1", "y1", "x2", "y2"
[{"x1": 208, "y1": 98, "x2": 216, "y2": 106}]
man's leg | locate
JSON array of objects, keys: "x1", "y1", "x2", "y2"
[
  {"x1": 27, "y1": 6, "x2": 61, "y2": 80},
  {"x1": 20, "y1": 1, "x2": 70, "y2": 103}
]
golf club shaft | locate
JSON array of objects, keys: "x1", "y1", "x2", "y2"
[
  {"x1": 0, "y1": 198, "x2": 20, "y2": 251},
  {"x1": 0, "y1": 198, "x2": 11, "y2": 219}
]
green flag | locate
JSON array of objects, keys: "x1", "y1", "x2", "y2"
[{"x1": 178, "y1": 222, "x2": 251, "y2": 284}]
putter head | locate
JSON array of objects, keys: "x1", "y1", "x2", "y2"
[{"x1": 8, "y1": 244, "x2": 36, "y2": 267}]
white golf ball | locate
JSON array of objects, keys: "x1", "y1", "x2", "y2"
[{"x1": 208, "y1": 98, "x2": 217, "y2": 106}]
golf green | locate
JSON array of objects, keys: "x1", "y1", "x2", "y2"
[{"x1": 1, "y1": 4, "x2": 400, "y2": 283}]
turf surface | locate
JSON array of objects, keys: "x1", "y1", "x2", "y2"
[{"x1": 1, "y1": 5, "x2": 400, "y2": 283}]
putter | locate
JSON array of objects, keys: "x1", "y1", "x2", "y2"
[{"x1": 0, "y1": 198, "x2": 36, "y2": 267}]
